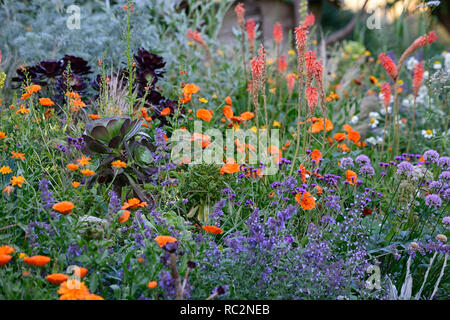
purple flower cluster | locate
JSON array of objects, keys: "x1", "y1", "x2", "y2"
[
  {"x1": 424, "y1": 194, "x2": 442, "y2": 208},
  {"x1": 340, "y1": 157, "x2": 354, "y2": 169},
  {"x1": 39, "y1": 179, "x2": 55, "y2": 210},
  {"x1": 423, "y1": 150, "x2": 439, "y2": 163},
  {"x1": 397, "y1": 161, "x2": 414, "y2": 175}
]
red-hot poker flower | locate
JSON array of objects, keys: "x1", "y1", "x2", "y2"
[
  {"x1": 378, "y1": 52, "x2": 398, "y2": 81},
  {"x1": 305, "y1": 51, "x2": 317, "y2": 85},
  {"x1": 273, "y1": 22, "x2": 283, "y2": 45},
  {"x1": 306, "y1": 87, "x2": 318, "y2": 114},
  {"x1": 398, "y1": 31, "x2": 437, "y2": 71},
  {"x1": 187, "y1": 29, "x2": 206, "y2": 47},
  {"x1": 246, "y1": 19, "x2": 256, "y2": 52},
  {"x1": 277, "y1": 55, "x2": 287, "y2": 73},
  {"x1": 381, "y1": 82, "x2": 391, "y2": 109},
  {"x1": 235, "y1": 3, "x2": 245, "y2": 28},
  {"x1": 286, "y1": 73, "x2": 296, "y2": 95},
  {"x1": 413, "y1": 61, "x2": 424, "y2": 98},
  {"x1": 303, "y1": 13, "x2": 315, "y2": 28},
  {"x1": 295, "y1": 25, "x2": 308, "y2": 51}
]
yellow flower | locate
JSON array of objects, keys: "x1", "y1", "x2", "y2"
[
  {"x1": 212, "y1": 93, "x2": 217, "y2": 99},
  {"x1": 187, "y1": 41, "x2": 194, "y2": 46},
  {"x1": 250, "y1": 126, "x2": 257, "y2": 133},
  {"x1": 312, "y1": 40, "x2": 317, "y2": 45},
  {"x1": 269, "y1": 88, "x2": 276, "y2": 94},
  {"x1": 273, "y1": 121, "x2": 281, "y2": 128},
  {"x1": 397, "y1": 80, "x2": 404, "y2": 85},
  {"x1": 267, "y1": 59, "x2": 273, "y2": 65},
  {"x1": 16, "y1": 106, "x2": 30, "y2": 115},
  {"x1": 365, "y1": 50, "x2": 371, "y2": 56},
  {"x1": 19, "y1": 253, "x2": 28, "y2": 259},
  {"x1": 288, "y1": 49, "x2": 295, "y2": 56},
  {"x1": 198, "y1": 97, "x2": 208, "y2": 103},
  {"x1": 10, "y1": 176, "x2": 26, "y2": 187},
  {"x1": 0, "y1": 166, "x2": 12, "y2": 175},
  {"x1": 217, "y1": 49, "x2": 223, "y2": 55}
]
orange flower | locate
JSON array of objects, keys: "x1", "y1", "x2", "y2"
[
  {"x1": 39, "y1": 98, "x2": 55, "y2": 106},
  {"x1": 21, "y1": 92, "x2": 32, "y2": 100},
  {"x1": 337, "y1": 144, "x2": 350, "y2": 152},
  {"x1": 73, "y1": 266, "x2": 88, "y2": 278},
  {"x1": 89, "y1": 114, "x2": 100, "y2": 120},
  {"x1": 295, "y1": 192, "x2": 316, "y2": 210},
  {"x1": 25, "y1": 84, "x2": 41, "y2": 94},
  {"x1": 346, "y1": 170, "x2": 358, "y2": 185},
  {"x1": 81, "y1": 169, "x2": 95, "y2": 176},
  {"x1": 225, "y1": 96, "x2": 232, "y2": 106},
  {"x1": 122, "y1": 198, "x2": 148, "y2": 210},
  {"x1": 46, "y1": 273, "x2": 69, "y2": 285},
  {"x1": 10, "y1": 176, "x2": 26, "y2": 187},
  {"x1": 202, "y1": 225, "x2": 223, "y2": 234},
  {"x1": 76, "y1": 155, "x2": 91, "y2": 167},
  {"x1": 154, "y1": 235, "x2": 177, "y2": 247},
  {"x1": 240, "y1": 112, "x2": 255, "y2": 121},
  {"x1": 196, "y1": 109, "x2": 213, "y2": 122},
  {"x1": 334, "y1": 133, "x2": 346, "y2": 142},
  {"x1": 24, "y1": 255, "x2": 51, "y2": 267},
  {"x1": 58, "y1": 279, "x2": 90, "y2": 300},
  {"x1": 0, "y1": 245, "x2": 15, "y2": 255},
  {"x1": 111, "y1": 160, "x2": 127, "y2": 168},
  {"x1": 298, "y1": 164, "x2": 310, "y2": 183},
  {"x1": 160, "y1": 107, "x2": 171, "y2": 116},
  {"x1": 0, "y1": 131, "x2": 6, "y2": 140},
  {"x1": 310, "y1": 118, "x2": 333, "y2": 133},
  {"x1": 223, "y1": 105, "x2": 233, "y2": 120},
  {"x1": 11, "y1": 151, "x2": 25, "y2": 160},
  {"x1": 85, "y1": 293, "x2": 104, "y2": 300},
  {"x1": 0, "y1": 254, "x2": 12, "y2": 266},
  {"x1": 315, "y1": 185, "x2": 323, "y2": 196},
  {"x1": 72, "y1": 181, "x2": 80, "y2": 188},
  {"x1": 147, "y1": 281, "x2": 158, "y2": 289},
  {"x1": 347, "y1": 130, "x2": 360, "y2": 143},
  {"x1": 2, "y1": 186, "x2": 14, "y2": 195},
  {"x1": 67, "y1": 163, "x2": 79, "y2": 171},
  {"x1": 52, "y1": 201, "x2": 75, "y2": 214},
  {"x1": 118, "y1": 210, "x2": 131, "y2": 223},
  {"x1": 220, "y1": 163, "x2": 241, "y2": 174},
  {"x1": 310, "y1": 149, "x2": 322, "y2": 162}
]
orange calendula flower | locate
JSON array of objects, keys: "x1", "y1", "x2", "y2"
[
  {"x1": 0, "y1": 245, "x2": 15, "y2": 255},
  {"x1": 334, "y1": 133, "x2": 346, "y2": 142},
  {"x1": 10, "y1": 176, "x2": 26, "y2": 187},
  {"x1": 72, "y1": 181, "x2": 80, "y2": 188},
  {"x1": 295, "y1": 192, "x2": 316, "y2": 210},
  {"x1": 46, "y1": 273, "x2": 69, "y2": 285},
  {"x1": 58, "y1": 279, "x2": 90, "y2": 300},
  {"x1": 240, "y1": 112, "x2": 255, "y2": 121},
  {"x1": 347, "y1": 130, "x2": 360, "y2": 144},
  {"x1": 73, "y1": 266, "x2": 88, "y2": 278},
  {"x1": 346, "y1": 170, "x2": 358, "y2": 185},
  {"x1": 11, "y1": 151, "x2": 25, "y2": 160},
  {"x1": 81, "y1": 169, "x2": 95, "y2": 176},
  {"x1": 121, "y1": 198, "x2": 148, "y2": 210},
  {"x1": 310, "y1": 118, "x2": 333, "y2": 133},
  {"x1": 85, "y1": 293, "x2": 104, "y2": 300},
  {"x1": 52, "y1": 201, "x2": 75, "y2": 214},
  {"x1": 16, "y1": 106, "x2": 30, "y2": 114},
  {"x1": 89, "y1": 114, "x2": 100, "y2": 120},
  {"x1": 223, "y1": 105, "x2": 234, "y2": 120},
  {"x1": 220, "y1": 163, "x2": 241, "y2": 174},
  {"x1": 24, "y1": 255, "x2": 51, "y2": 267},
  {"x1": 147, "y1": 281, "x2": 158, "y2": 289},
  {"x1": 76, "y1": 155, "x2": 91, "y2": 167},
  {"x1": 315, "y1": 185, "x2": 323, "y2": 196},
  {"x1": 298, "y1": 164, "x2": 311, "y2": 183},
  {"x1": 0, "y1": 254, "x2": 12, "y2": 266},
  {"x1": 196, "y1": 109, "x2": 213, "y2": 122},
  {"x1": 202, "y1": 225, "x2": 223, "y2": 234},
  {"x1": 154, "y1": 235, "x2": 177, "y2": 247},
  {"x1": 0, "y1": 165, "x2": 12, "y2": 175},
  {"x1": 67, "y1": 163, "x2": 79, "y2": 171},
  {"x1": 310, "y1": 149, "x2": 322, "y2": 162},
  {"x1": 39, "y1": 98, "x2": 55, "y2": 106},
  {"x1": 160, "y1": 107, "x2": 171, "y2": 116},
  {"x1": 0, "y1": 131, "x2": 6, "y2": 140},
  {"x1": 25, "y1": 84, "x2": 42, "y2": 94},
  {"x1": 337, "y1": 144, "x2": 350, "y2": 152},
  {"x1": 225, "y1": 96, "x2": 232, "y2": 106},
  {"x1": 21, "y1": 92, "x2": 32, "y2": 100},
  {"x1": 111, "y1": 160, "x2": 127, "y2": 168},
  {"x1": 118, "y1": 210, "x2": 131, "y2": 223}
]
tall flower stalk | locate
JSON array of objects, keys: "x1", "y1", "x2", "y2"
[{"x1": 406, "y1": 61, "x2": 425, "y2": 154}]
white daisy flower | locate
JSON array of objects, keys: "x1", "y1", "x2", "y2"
[
  {"x1": 369, "y1": 112, "x2": 380, "y2": 119},
  {"x1": 422, "y1": 129, "x2": 436, "y2": 139},
  {"x1": 406, "y1": 57, "x2": 419, "y2": 71},
  {"x1": 423, "y1": 71, "x2": 429, "y2": 79},
  {"x1": 369, "y1": 117, "x2": 379, "y2": 128},
  {"x1": 433, "y1": 61, "x2": 442, "y2": 70},
  {"x1": 350, "y1": 115, "x2": 359, "y2": 124}
]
